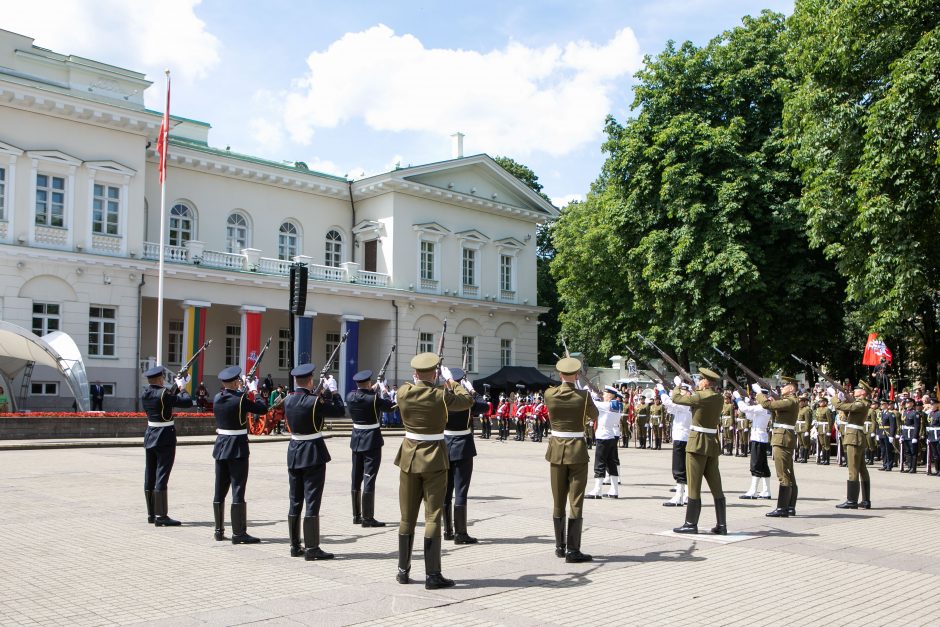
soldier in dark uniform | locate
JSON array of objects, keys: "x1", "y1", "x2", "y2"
[
  {"x1": 759, "y1": 376, "x2": 800, "y2": 518},
  {"x1": 544, "y1": 357, "x2": 599, "y2": 563},
  {"x1": 925, "y1": 398, "x2": 940, "y2": 476},
  {"x1": 394, "y1": 353, "x2": 473, "y2": 589},
  {"x1": 900, "y1": 397, "x2": 920, "y2": 473},
  {"x1": 141, "y1": 366, "x2": 192, "y2": 526},
  {"x1": 211, "y1": 366, "x2": 269, "y2": 544},
  {"x1": 284, "y1": 363, "x2": 347, "y2": 559},
  {"x1": 442, "y1": 367, "x2": 490, "y2": 544},
  {"x1": 672, "y1": 368, "x2": 726, "y2": 535},
  {"x1": 796, "y1": 395, "x2": 813, "y2": 463},
  {"x1": 346, "y1": 369, "x2": 395, "y2": 528},
  {"x1": 832, "y1": 381, "x2": 873, "y2": 509},
  {"x1": 878, "y1": 399, "x2": 898, "y2": 471}
]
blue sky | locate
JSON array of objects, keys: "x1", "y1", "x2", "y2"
[{"x1": 6, "y1": 0, "x2": 793, "y2": 205}]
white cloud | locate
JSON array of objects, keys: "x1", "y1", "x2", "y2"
[
  {"x1": 552, "y1": 193, "x2": 585, "y2": 208},
  {"x1": 274, "y1": 24, "x2": 641, "y2": 158},
  {"x1": 4, "y1": 0, "x2": 220, "y2": 92}
]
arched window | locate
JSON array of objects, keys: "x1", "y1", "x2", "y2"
[
  {"x1": 226, "y1": 213, "x2": 249, "y2": 253},
  {"x1": 324, "y1": 229, "x2": 343, "y2": 267},
  {"x1": 278, "y1": 221, "x2": 300, "y2": 260},
  {"x1": 169, "y1": 203, "x2": 194, "y2": 247}
]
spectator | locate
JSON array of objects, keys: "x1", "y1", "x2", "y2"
[
  {"x1": 0, "y1": 386, "x2": 8, "y2": 412},
  {"x1": 90, "y1": 381, "x2": 105, "y2": 411}
]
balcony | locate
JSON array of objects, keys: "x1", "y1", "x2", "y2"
[{"x1": 499, "y1": 289, "x2": 516, "y2": 303}]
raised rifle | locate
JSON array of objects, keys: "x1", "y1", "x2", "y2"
[
  {"x1": 246, "y1": 337, "x2": 273, "y2": 381},
  {"x1": 702, "y1": 356, "x2": 747, "y2": 396},
  {"x1": 790, "y1": 354, "x2": 848, "y2": 397},
  {"x1": 377, "y1": 344, "x2": 396, "y2": 383},
  {"x1": 713, "y1": 346, "x2": 777, "y2": 397},
  {"x1": 637, "y1": 333, "x2": 695, "y2": 385},
  {"x1": 313, "y1": 331, "x2": 349, "y2": 396},
  {"x1": 623, "y1": 344, "x2": 668, "y2": 384},
  {"x1": 435, "y1": 318, "x2": 448, "y2": 380},
  {"x1": 461, "y1": 343, "x2": 469, "y2": 372},
  {"x1": 168, "y1": 339, "x2": 212, "y2": 394}
]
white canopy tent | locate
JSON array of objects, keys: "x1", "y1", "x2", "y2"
[{"x1": 0, "y1": 321, "x2": 90, "y2": 412}]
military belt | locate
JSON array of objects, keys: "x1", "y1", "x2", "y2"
[
  {"x1": 690, "y1": 425, "x2": 718, "y2": 434},
  {"x1": 902, "y1": 426, "x2": 916, "y2": 432},
  {"x1": 353, "y1": 423, "x2": 380, "y2": 430},
  {"x1": 405, "y1": 432, "x2": 444, "y2": 441},
  {"x1": 216, "y1": 428, "x2": 248, "y2": 436},
  {"x1": 845, "y1": 424, "x2": 865, "y2": 431},
  {"x1": 551, "y1": 431, "x2": 585, "y2": 438},
  {"x1": 291, "y1": 432, "x2": 322, "y2": 441},
  {"x1": 147, "y1": 421, "x2": 174, "y2": 428},
  {"x1": 773, "y1": 423, "x2": 796, "y2": 431},
  {"x1": 928, "y1": 427, "x2": 940, "y2": 432},
  {"x1": 444, "y1": 429, "x2": 472, "y2": 436}
]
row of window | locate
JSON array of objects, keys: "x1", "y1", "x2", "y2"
[
  {"x1": 421, "y1": 241, "x2": 515, "y2": 292},
  {"x1": 32, "y1": 303, "x2": 115, "y2": 356},
  {"x1": 2, "y1": 169, "x2": 123, "y2": 235}
]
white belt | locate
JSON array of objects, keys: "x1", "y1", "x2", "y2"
[
  {"x1": 773, "y1": 423, "x2": 796, "y2": 431},
  {"x1": 928, "y1": 427, "x2": 940, "y2": 432},
  {"x1": 291, "y1": 432, "x2": 323, "y2": 441},
  {"x1": 216, "y1": 428, "x2": 248, "y2": 436},
  {"x1": 405, "y1": 432, "x2": 445, "y2": 441},
  {"x1": 690, "y1": 425, "x2": 718, "y2": 434},
  {"x1": 902, "y1": 426, "x2": 915, "y2": 432},
  {"x1": 148, "y1": 421, "x2": 174, "y2": 428},
  {"x1": 552, "y1": 431, "x2": 585, "y2": 438},
  {"x1": 846, "y1": 424, "x2": 865, "y2": 431},
  {"x1": 444, "y1": 429, "x2": 472, "y2": 436},
  {"x1": 353, "y1": 423, "x2": 380, "y2": 430}
]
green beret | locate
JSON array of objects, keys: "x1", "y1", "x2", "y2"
[
  {"x1": 556, "y1": 357, "x2": 582, "y2": 375},
  {"x1": 698, "y1": 367, "x2": 720, "y2": 382},
  {"x1": 410, "y1": 352, "x2": 440, "y2": 372}
]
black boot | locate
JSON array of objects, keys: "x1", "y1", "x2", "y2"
[
  {"x1": 835, "y1": 481, "x2": 860, "y2": 509},
  {"x1": 710, "y1": 498, "x2": 727, "y2": 535},
  {"x1": 153, "y1": 491, "x2": 181, "y2": 526},
  {"x1": 288, "y1": 514, "x2": 303, "y2": 557},
  {"x1": 213, "y1": 501, "x2": 226, "y2": 541},
  {"x1": 145, "y1": 489, "x2": 155, "y2": 524},
  {"x1": 351, "y1": 490, "x2": 362, "y2": 525},
  {"x1": 396, "y1": 534, "x2": 414, "y2": 584},
  {"x1": 788, "y1": 484, "x2": 798, "y2": 517},
  {"x1": 565, "y1": 518, "x2": 592, "y2": 563},
  {"x1": 303, "y1": 516, "x2": 334, "y2": 560},
  {"x1": 859, "y1": 481, "x2": 871, "y2": 510},
  {"x1": 674, "y1": 498, "x2": 701, "y2": 533},
  {"x1": 424, "y1": 536, "x2": 455, "y2": 589},
  {"x1": 553, "y1": 517, "x2": 566, "y2": 558},
  {"x1": 453, "y1": 505, "x2": 478, "y2": 544},
  {"x1": 361, "y1": 492, "x2": 385, "y2": 527},
  {"x1": 766, "y1": 485, "x2": 790, "y2": 517},
  {"x1": 231, "y1": 503, "x2": 260, "y2": 544},
  {"x1": 443, "y1": 503, "x2": 454, "y2": 541}
]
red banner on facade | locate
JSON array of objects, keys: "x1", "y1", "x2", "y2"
[{"x1": 244, "y1": 311, "x2": 262, "y2": 375}]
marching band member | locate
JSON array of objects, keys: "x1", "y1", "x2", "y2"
[
  {"x1": 736, "y1": 393, "x2": 773, "y2": 501},
  {"x1": 659, "y1": 383, "x2": 691, "y2": 507},
  {"x1": 586, "y1": 386, "x2": 623, "y2": 500}
]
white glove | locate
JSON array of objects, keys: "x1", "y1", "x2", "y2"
[
  {"x1": 673, "y1": 376, "x2": 682, "y2": 387},
  {"x1": 440, "y1": 366, "x2": 453, "y2": 381},
  {"x1": 826, "y1": 386, "x2": 836, "y2": 397},
  {"x1": 174, "y1": 377, "x2": 187, "y2": 390},
  {"x1": 803, "y1": 432, "x2": 809, "y2": 437},
  {"x1": 248, "y1": 379, "x2": 259, "y2": 393},
  {"x1": 460, "y1": 378, "x2": 475, "y2": 394},
  {"x1": 913, "y1": 439, "x2": 918, "y2": 443},
  {"x1": 896, "y1": 436, "x2": 900, "y2": 441},
  {"x1": 732, "y1": 390, "x2": 741, "y2": 400},
  {"x1": 751, "y1": 383, "x2": 762, "y2": 394},
  {"x1": 655, "y1": 383, "x2": 665, "y2": 393}
]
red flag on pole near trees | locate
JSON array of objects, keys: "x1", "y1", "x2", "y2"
[
  {"x1": 862, "y1": 333, "x2": 893, "y2": 366},
  {"x1": 156, "y1": 73, "x2": 170, "y2": 182}
]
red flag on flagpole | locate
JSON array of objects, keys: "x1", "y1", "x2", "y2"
[
  {"x1": 862, "y1": 333, "x2": 893, "y2": 366},
  {"x1": 156, "y1": 72, "x2": 170, "y2": 183}
]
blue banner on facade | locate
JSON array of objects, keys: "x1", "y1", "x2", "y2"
[
  {"x1": 344, "y1": 320, "x2": 359, "y2": 395},
  {"x1": 295, "y1": 316, "x2": 313, "y2": 365}
]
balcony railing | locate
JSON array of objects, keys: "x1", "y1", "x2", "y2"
[
  {"x1": 499, "y1": 289, "x2": 516, "y2": 303},
  {"x1": 419, "y1": 277, "x2": 439, "y2": 293},
  {"x1": 462, "y1": 284, "x2": 479, "y2": 298},
  {"x1": 358, "y1": 270, "x2": 390, "y2": 287},
  {"x1": 310, "y1": 264, "x2": 344, "y2": 282},
  {"x1": 201, "y1": 249, "x2": 244, "y2": 270},
  {"x1": 143, "y1": 242, "x2": 189, "y2": 263}
]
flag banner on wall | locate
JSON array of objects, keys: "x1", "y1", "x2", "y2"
[{"x1": 156, "y1": 73, "x2": 170, "y2": 182}]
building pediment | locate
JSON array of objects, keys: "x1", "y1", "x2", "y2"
[
  {"x1": 0, "y1": 140, "x2": 24, "y2": 156},
  {"x1": 494, "y1": 236, "x2": 526, "y2": 249},
  {"x1": 454, "y1": 229, "x2": 490, "y2": 243},
  {"x1": 26, "y1": 149, "x2": 82, "y2": 166},
  {"x1": 85, "y1": 160, "x2": 136, "y2": 176}
]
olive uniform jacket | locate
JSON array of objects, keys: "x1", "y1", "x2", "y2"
[
  {"x1": 831, "y1": 399, "x2": 869, "y2": 449},
  {"x1": 797, "y1": 406, "x2": 813, "y2": 435},
  {"x1": 671, "y1": 387, "x2": 723, "y2": 457},
  {"x1": 394, "y1": 380, "x2": 473, "y2": 473},
  {"x1": 544, "y1": 382, "x2": 599, "y2": 465},
  {"x1": 758, "y1": 393, "x2": 799, "y2": 450}
]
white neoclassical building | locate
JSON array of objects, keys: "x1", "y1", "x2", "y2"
[{"x1": 0, "y1": 29, "x2": 556, "y2": 410}]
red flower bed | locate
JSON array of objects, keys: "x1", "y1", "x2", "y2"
[{"x1": 0, "y1": 412, "x2": 214, "y2": 418}]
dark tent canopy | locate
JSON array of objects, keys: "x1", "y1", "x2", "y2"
[{"x1": 473, "y1": 366, "x2": 559, "y2": 392}]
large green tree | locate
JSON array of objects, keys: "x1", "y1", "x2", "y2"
[
  {"x1": 784, "y1": 0, "x2": 940, "y2": 386},
  {"x1": 553, "y1": 11, "x2": 844, "y2": 372}
]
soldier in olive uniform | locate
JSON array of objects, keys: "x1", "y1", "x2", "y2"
[
  {"x1": 141, "y1": 365, "x2": 192, "y2": 526},
  {"x1": 796, "y1": 395, "x2": 813, "y2": 464},
  {"x1": 649, "y1": 398, "x2": 664, "y2": 450},
  {"x1": 832, "y1": 381, "x2": 873, "y2": 509},
  {"x1": 720, "y1": 392, "x2": 736, "y2": 456},
  {"x1": 736, "y1": 407, "x2": 751, "y2": 457},
  {"x1": 673, "y1": 368, "x2": 726, "y2": 535},
  {"x1": 544, "y1": 357, "x2": 599, "y2": 562},
  {"x1": 635, "y1": 397, "x2": 651, "y2": 449},
  {"x1": 212, "y1": 366, "x2": 269, "y2": 544},
  {"x1": 758, "y1": 376, "x2": 800, "y2": 517},
  {"x1": 394, "y1": 353, "x2": 473, "y2": 590},
  {"x1": 925, "y1": 398, "x2": 940, "y2": 476},
  {"x1": 814, "y1": 399, "x2": 832, "y2": 465},
  {"x1": 865, "y1": 401, "x2": 879, "y2": 465},
  {"x1": 347, "y1": 369, "x2": 397, "y2": 528},
  {"x1": 285, "y1": 363, "x2": 347, "y2": 559}
]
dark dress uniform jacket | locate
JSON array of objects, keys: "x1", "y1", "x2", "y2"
[
  {"x1": 759, "y1": 393, "x2": 799, "y2": 449},
  {"x1": 346, "y1": 388, "x2": 395, "y2": 452},
  {"x1": 212, "y1": 389, "x2": 268, "y2": 460},
  {"x1": 285, "y1": 388, "x2": 346, "y2": 469},
  {"x1": 142, "y1": 386, "x2": 191, "y2": 449},
  {"x1": 832, "y1": 399, "x2": 871, "y2": 449},
  {"x1": 671, "y1": 387, "x2": 723, "y2": 457},
  {"x1": 927, "y1": 411, "x2": 940, "y2": 442},
  {"x1": 445, "y1": 397, "x2": 490, "y2": 461},
  {"x1": 394, "y1": 381, "x2": 473, "y2": 473},
  {"x1": 544, "y1": 383, "x2": 598, "y2": 465}
]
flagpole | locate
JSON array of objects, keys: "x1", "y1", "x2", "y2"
[{"x1": 156, "y1": 69, "x2": 170, "y2": 365}]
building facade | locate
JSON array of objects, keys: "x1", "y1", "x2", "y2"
[{"x1": 0, "y1": 29, "x2": 556, "y2": 410}]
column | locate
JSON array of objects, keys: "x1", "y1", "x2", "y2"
[
  {"x1": 181, "y1": 300, "x2": 211, "y2": 394},
  {"x1": 239, "y1": 305, "x2": 266, "y2": 377},
  {"x1": 340, "y1": 315, "x2": 364, "y2": 395},
  {"x1": 294, "y1": 310, "x2": 316, "y2": 365}
]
